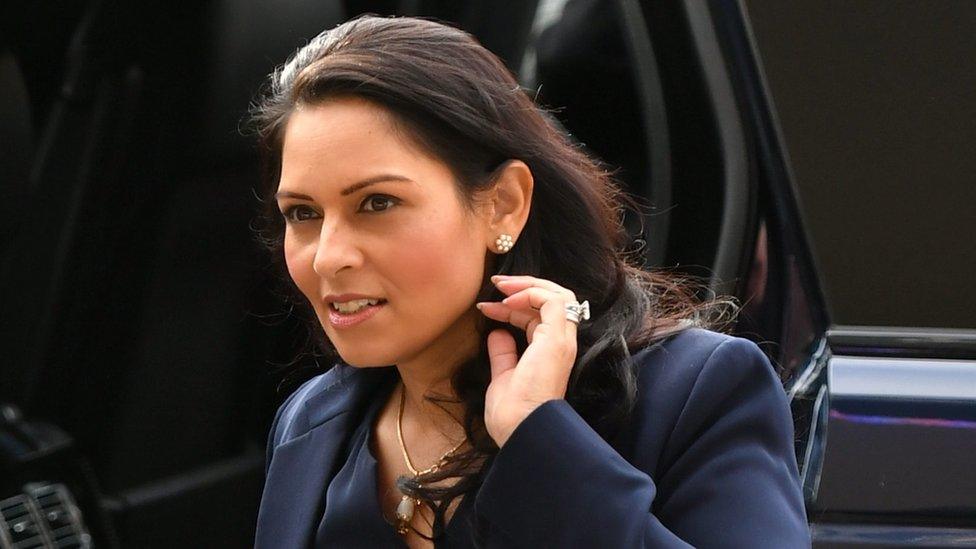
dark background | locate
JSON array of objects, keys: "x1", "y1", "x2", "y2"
[{"x1": 746, "y1": 0, "x2": 976, "y2": 329}]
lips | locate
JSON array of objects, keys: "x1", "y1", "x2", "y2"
[{"x1": 321, "y1": 292, "x2": 388, "y2": 328}]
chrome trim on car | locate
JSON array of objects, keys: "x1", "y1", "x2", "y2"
[{"x1": 830, "y1": 356, "x2": 976, "y2": 401}]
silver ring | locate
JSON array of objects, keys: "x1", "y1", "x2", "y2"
[{"x1": 565, "y1": 300, "x2": 590, "y2": 324}]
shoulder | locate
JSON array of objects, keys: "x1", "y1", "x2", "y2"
[
  {"x1": 622, "y1": 327, "x2": 789, "y2": 464},
  {"x1": 264, "y1": 364, "x2": 366, "y2": 464},
  {"x1": 266, "y1": 363, "x2": 396, "y2": 452},
  {"x1": 631, "y1": 326, "x2": 778, "y2": 396},
  {"x1": 269, "y1": 368, "x2": 343, "y2": 446},
  {"x1": 263, "y1": 369, "x2": 334, "y2": 472}
]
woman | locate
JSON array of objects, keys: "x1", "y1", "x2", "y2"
[{"x1": 252, "y1": 14, "x2": 809, "y2": 549}]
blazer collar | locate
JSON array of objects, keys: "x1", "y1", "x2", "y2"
[
  {"x1": 302, "y1": 364, "x2": 399, "y2": 431},
  {"x1": 255, "y1": 364, "x2": 398, "y2": 549}
]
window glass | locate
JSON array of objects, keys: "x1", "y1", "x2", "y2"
[
  {"x1": 519, "y1": 0, "x2": 651, "y2": 247},
  {"x1": 745, "y1": 1, "x2": 976, "y2": 329}
]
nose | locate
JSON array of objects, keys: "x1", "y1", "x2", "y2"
[{"x1": 312, "y1": 218, "x2": 363, "y2": 278}]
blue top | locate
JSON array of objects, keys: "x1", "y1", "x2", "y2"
[
  {"x1": 256, "y1": 327, "x2": 811, "y2": 548},
  {"x1": 314, "y1": 374, "x2": 478, "y2": 547}
]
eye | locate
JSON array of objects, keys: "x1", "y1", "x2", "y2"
[
  {"x1": 359, "y1": 194, "x2": 400, "y2": 213},
  {"x1": 280, "y1": 204, "x2": 320, "y2": 223}
]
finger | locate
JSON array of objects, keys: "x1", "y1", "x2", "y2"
[
  {"x1": 501, "y1": 287, "x2": 581, "y2": 341},
  {"x1": 537, "y1": 290, "x2": 579, "y2": 344},
  {"x1": 501, "y1": 287, "x2": 578, "y2": 344},
  {"x1": 501, "y1": 286, "x2": 566, "y2": 312},
  {"x1": 492, "y1": 275, "x2": 577, "y2": 300},
  {"x1": 477, "y1": 302, "x2": 540, "y2": 333},
  {"x1": 524, "y1": 317, "x2": 542, "y2": 344},
  {"x1": 491, "y1": 277, "x2": 535, "y2": 298},
  {"x1": 517, "y1": 322, "x2": 574, "y2": 388},
  {"x1": 486, "y1": 329, "x2": 518, "y2": 381}
]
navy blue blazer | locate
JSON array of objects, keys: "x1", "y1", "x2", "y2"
[{"x1": 254, "y1": 327, "x2": 810, "y2": 547}]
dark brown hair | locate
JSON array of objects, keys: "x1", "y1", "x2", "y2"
[{"x1": 251, "y1": 14, "x2": 736, "y2": 542}]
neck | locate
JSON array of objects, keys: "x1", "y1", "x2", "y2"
[
  {"x1": 395, "y1": 354, "x2": 469, "y2": 439},
  {"x1": 394, "y1": 311, "x2": 479, "y2": 439}
]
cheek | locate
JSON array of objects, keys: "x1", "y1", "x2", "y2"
[
  {"x1": 391, "y1": 215, "x2": 485, "y2": 302},
  {"x1": 283, "y1": 236, "x2": 319, "y2": 300}
]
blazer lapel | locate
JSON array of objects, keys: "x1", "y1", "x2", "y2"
[{"x1": 255, "y1": 365, "x2": 397, "y2": 548}]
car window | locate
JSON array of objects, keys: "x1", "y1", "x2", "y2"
[
  {"x1": 745, "y1": 1, "x2": 976, "y2": 329},
  {"x1": 518, "y1": 0, "x2": 658, "y2": 259}
]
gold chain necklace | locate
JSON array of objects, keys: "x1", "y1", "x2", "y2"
[{"x1": 393, "y1": 381, "x2": 466, "y2": 535}]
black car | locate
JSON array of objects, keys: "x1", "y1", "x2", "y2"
[{"x1": 2, "y1": 1, "x2": 973, "y2": 547}]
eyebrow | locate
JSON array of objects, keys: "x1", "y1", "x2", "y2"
[{"x1": 275, "y1": 174, "x2": 415, "y2": 201}]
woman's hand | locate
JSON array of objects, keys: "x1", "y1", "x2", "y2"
[{"x1": 476, "y1": 275, "x2": 581, "y2": 447}]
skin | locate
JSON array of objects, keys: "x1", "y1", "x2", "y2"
[{"x1": 276, "y1": 96, "x2": 581, "y2": 542}]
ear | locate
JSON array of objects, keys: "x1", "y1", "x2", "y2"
[{"x1": 483, "y1": 160, "x2": 533, "y2": 252}]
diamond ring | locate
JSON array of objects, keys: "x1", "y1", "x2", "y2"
[{"x1": 565, "y1": 300, "x2": 590, "y2": 325}]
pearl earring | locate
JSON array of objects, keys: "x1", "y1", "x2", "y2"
[{"x1": 495, "y1": 234, "x2": 514, "y2": 253}]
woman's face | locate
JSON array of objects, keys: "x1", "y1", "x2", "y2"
[{"x1": 276, "y1": 97, "x2": 491, "y2": 368}]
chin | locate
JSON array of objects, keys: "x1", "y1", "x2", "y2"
[
  {"x1": 329, "y1": 344, "x2": 398, "y2": 368},
  {"x1": 330, "y1": 347, "x2": 385, "y2": 367},
  {"x1": 339, "y1": 358, "x2": 395, "y2": 369},
  {"x1": 344, "y1": 362, "x2": 395, "y2": 369}
]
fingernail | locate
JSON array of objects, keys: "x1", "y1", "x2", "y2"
[{"x1": 491, "y1": 274, "x2": 508, "y2": 282}]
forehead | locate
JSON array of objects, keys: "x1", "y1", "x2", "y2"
[
  {"x1": 280, "y1": 97, "x2": 429, "y2": 183},
  {"x1": 277, "y1": 97, "x2": 478, "y2": 212},
  {"x1": 276, "y1": 96, "x2": 484, "y2": 215}
]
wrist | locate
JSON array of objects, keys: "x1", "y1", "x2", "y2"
[{"x1": 490, "y1": 400, "x2": 551, "y2": 447}]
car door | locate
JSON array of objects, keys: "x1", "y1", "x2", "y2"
[{"x1": 737, "y1": 1, "x2": 976, "y2": 546}]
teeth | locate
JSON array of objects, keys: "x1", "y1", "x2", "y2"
[{"x1": 333, "y1": 298, "x2": 381, "y2": 313}]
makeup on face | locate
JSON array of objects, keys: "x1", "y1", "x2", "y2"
[{"x1": 277, "y1": 97, "x2": 489, "y2": 368}]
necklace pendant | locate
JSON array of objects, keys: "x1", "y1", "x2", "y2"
[
  {"x1": 395, "y1": 494, "x2": 416, "y2": 522},
  {"x1": 395, "y1": 495, "x2": 423, "y2": 535}
]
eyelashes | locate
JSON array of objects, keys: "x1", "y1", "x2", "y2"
[
  {"x1": 359, "y1": 194, "x2": 400, "y2": 213},
  {"x1": 280, "y1": 204, "x2": 318, "y2": 223},
  {"x1": 279, "y1": 194, "x2": 401, "y2": 223}
]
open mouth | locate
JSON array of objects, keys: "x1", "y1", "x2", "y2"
[
  {"x1": 327, "y1": 298, "x2": 387, "y2": 329},
  {"x1": 329, "y1": 298, "x2": 388, "y2": 314}
]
